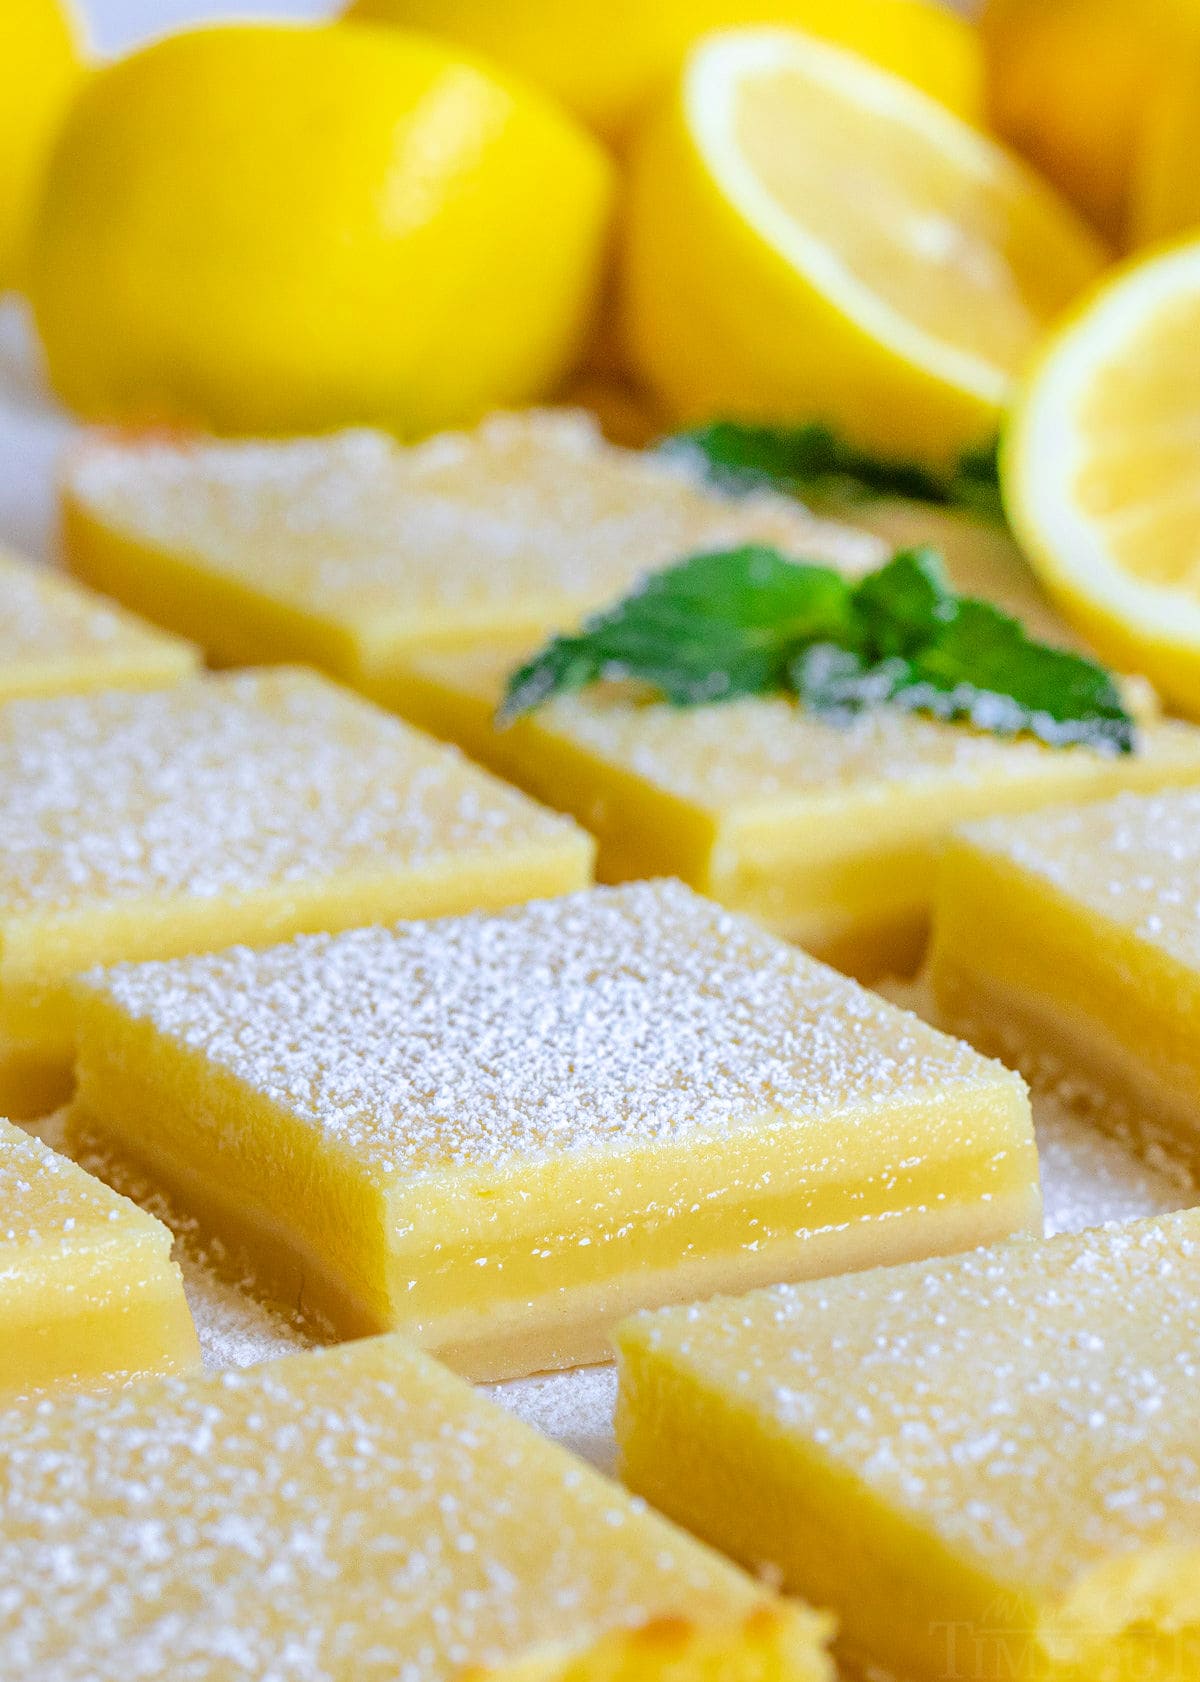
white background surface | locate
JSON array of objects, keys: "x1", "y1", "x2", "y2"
[{"x1": 79, "y1": 0, "x2": 336, "y2": 55}]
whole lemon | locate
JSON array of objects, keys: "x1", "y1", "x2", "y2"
[
  {"x1": 982, "y1": 0, "x2": 1200, "y2": 245},
  {"x1": 28, "y1": 23, "x2": 613, "y2": 437},
  {"x1": 344, "y1": 0, "x2": 983, "y2": 143},
  {"x1": 0, "y1": 0, "x2": 81, "y2": 288}
]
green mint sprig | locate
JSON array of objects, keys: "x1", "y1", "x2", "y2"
[
  {"x1": 661, "y1": 421, "x2": 1006, "y2": 525},
  {"x1": 499, "y1": 545, "x2": 1135, "y2": 755}
]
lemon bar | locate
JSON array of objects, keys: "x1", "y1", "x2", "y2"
[
  {"x1": 0, "y1": 667, "x2": 591, "y2": 1118},
  {"x1": 0, "y1": 1332, "x2": 833, "y2": 1682},
  {"x1": 387, "y1": 640, "x2": 1200, "y2": 978},
  {"x1": 617, "y1": 1210, "x2": 1200, "y2": 1682},
  {"x1": 0, "y1": 545, "x2": 198, "y2": 699},
  {"x1": 0, "y1": 1115, "x2": 197, "y2": 1394},
  {"x1": 69, "y1": 879, "x2": 1038, "y2": 1380},
  {"x1": 59, "y1": 410, "x2": 876, "y2": 679},
  {"x1": 930, "y1": 786, "x2": 1200, "y2": 1176}
]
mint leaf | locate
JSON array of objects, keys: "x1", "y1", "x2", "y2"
[
  {"x1": 499, "y1": 547, "x2": 856, "y2": 723},
  {"x1": 663, "y1": 421, "x2": 1006, "y2": 524},
  {"x1": 852, "y1": 547, "x2": 955, "y2": 657},
  {"x1": 946, "y1": 441, "x2": 1006, "y2": 525},
  {"x1": 901, "y1": 600, "x2": 1135, "y2": 753},
  {"x1": 499, "y1": 545, "x2": 1135, "y2": 754}
]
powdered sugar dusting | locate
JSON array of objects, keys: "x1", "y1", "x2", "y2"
[
  {"x1": 65, "y1": 410, "x2": 879, "y2": 641},
  {"x1": 0, "y1": 548, "x2": 192, "y2": 678},
  {"x1": 0, "y1": 1335, "x2": 779, "y2": 1680},
  {"x1": 82, "y1": 880, "x2": 1014, "y2": 1179},
  {"x1": 0, "y1": 667, "x2": 583, "y2": 917},
  {"x1": 964, "y1": 785, "x2": 1200, "y2": 971},
  {"x1": 0, "y1": 1115, "x2": 159, "y2": 1251},
  {"x1": 527, "y1": 692, "x2": 1200, "y2": 815},
  {"x1": 635, "y1": 1209, "x2": 1200, "y2": 1596}
]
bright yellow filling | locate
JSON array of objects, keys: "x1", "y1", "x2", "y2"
[
  {"x1": 0, "y1": 1117, "x2": 197, "y2": 1394},
  {"x1": 928, "y1": 786, "x2": 1200, "y2": 1170}
]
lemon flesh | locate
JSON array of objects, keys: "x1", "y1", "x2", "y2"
[
  {"x1": 1006, "y1": 240, "x2": 1200, "y2": 717},
  {"x1": 28, "y1": 23, "x2": 613, "y2": 437},
  {"x1": 622, "y1": 29, "x2": 1105, "y2": 464}
]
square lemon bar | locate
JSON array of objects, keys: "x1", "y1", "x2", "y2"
[
  {"x1": 387, "y1": 641, "x2": 1200, "y2": 978},
  {"x1": 59, "y1": 409, "x2": 876, "y2": 676},
  {"x1": 69, "y1": 880, "x2": 1038, "y2": 1381},
  {"x1": 929, "y1": 786, "x2": 1200, "y2": 1176},
  {"x1": 0, "y1": 1333, "x2": 834, "y2": 1682},
  {"x1": 0, "y1": 545, "x2": 198, "y2": 699},
  {"x1": 0, "y1": 667, "x2": 591, "y2": 1118},
  {"x1": 616, "y1": 1210, "x2": 1200, "y2": 1682},
  {"x1": 0, "y1": 1115, "x2": 197, "y2": 1395}
]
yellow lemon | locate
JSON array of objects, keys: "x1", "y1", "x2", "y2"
[
  {"x1": 1006, "y1": 240, "x2": 1200, "y2": 717},
  {"x1": 344, "y1": 0, "x2": 983, "y2": 143},
  {"x1": 981, "y1": 0, "x2": 1200, "y2": 246},
  {"x1": 621, "y1": 28, "x2": 1105, "y2": 467},
  {"x1": 0, "y1": 0, "x2": 81, "y2": 288},
  {"x1": 28, "y1": 23, "x2": 613, "y2": 437},
  {"x1": 1130, "y1": 56, "x2": 1200, "y2": 246}
]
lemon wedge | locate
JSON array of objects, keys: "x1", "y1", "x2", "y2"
[
  {"x1": 622, "y1": 28, "x2": 1106, "y2": 464},
  {"x1": 1006, "y1": 240, "x2": 1200, "y2": 716}
]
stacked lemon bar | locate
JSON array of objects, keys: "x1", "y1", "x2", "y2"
[{"x1": 61, "y1": 412, "x2": 1200, "y2": 976}]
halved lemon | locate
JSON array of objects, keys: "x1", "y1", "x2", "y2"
[
  {"x1": 1005, "y1": 240, "x2": 1200, "y2": 716},
  {"x1": 621, "y1": 28, "x2": 1107, "y2": 465}
]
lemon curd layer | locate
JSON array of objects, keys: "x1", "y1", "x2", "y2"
[
  {"x1": 0, "y1": 1333, "x2": 833, "y2": 1682},
  {"x1": 929, "y1": 786, "x2": 1200, "y2": 1175},
  {"x1": 0, "y1": 667, "x2": 590, "y2": 1117},
  {"x1": 0, "y1": 1116, "x2": 197, "y2": 1394},
  {"x1": 69, "y1": 880, "x2": 1037, "y2": 1381},
  {"x1": 0, "y1": 545, "x2": 198, "y2": 699},
  {"x1": 617, "y1": 1210, "x2": 1200, "y2": 1682},
  {"x1": 387, "y1": 639, "x2": 1200, "y2": 978},
  {"x1": 60, "y1": 409, "x2": 875, "y2": 681}
]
